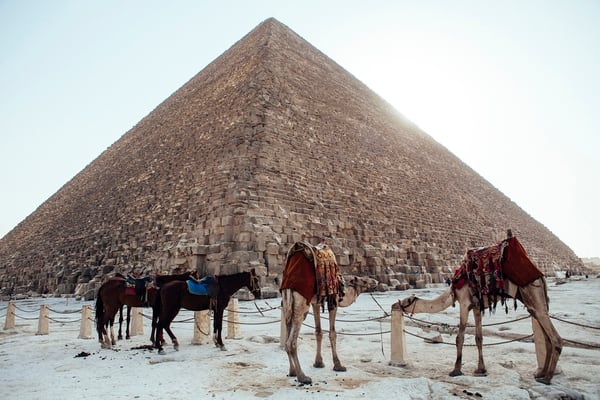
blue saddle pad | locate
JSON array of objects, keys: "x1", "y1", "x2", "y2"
[{"x1": 186, "y1": 276, "x2": 217, "y2": 296}]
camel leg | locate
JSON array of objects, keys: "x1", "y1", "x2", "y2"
[
  {"x1": 327, "y1": 306, "x2": 346, "y2": 372},
  {"x1": 520, "y1": 282, "x2": 562, "y2": 384},
  {"x1": 472, "y1": 307, "x2": 487, "y2": 376},
  {"x1": 312, "y1": 303, "x2": 324, "y2": 368},
  {"x1": 282, "y1": 290, "x2": 312, "y2": 384},
  {"x1": 450, "y1": 301, "x2": 470, "y2": 376}
]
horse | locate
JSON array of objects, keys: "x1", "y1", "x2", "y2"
[
  {"x1": 280, "y1": 240, "x2": 378, "y2": 385},
  {"x1": 95, "y1": 271, "x2": 195, "y2": 348},
  {"x1": 116, "y1": 271, "x2": 197, "y2": 343},
  {"x1": 154, "y1": 269, "x2": 261, "y2": 354}
]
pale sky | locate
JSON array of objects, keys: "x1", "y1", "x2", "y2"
[{"x1": 1, "y1": 1, "x2": 598, "y2": 257}]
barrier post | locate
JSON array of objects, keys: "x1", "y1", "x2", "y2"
[
  {"x1": 191, "y1": 310, "x2": 210, "y2": 345},
  {"x1": 389, "y1": 307, "x2": 408, "y2": 366},
  {"x1": 4, "y1": 301, "x2": 16, "y2": 330},
  {"x1": 226, "y1": 298, "x2": 240, "y2": 339},
  {"x1": 36, "y1": 304, "x2": 49, "y2": 335},
  {"x1": 78, "y1": 305, "x2": 93, "y2": 339},
  {"x1": 131, "y1": 307, "x2": 144, "y2": 336}
]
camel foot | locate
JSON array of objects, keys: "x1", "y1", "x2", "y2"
[
  {"x1": 126, "y1": 335, "x2": 130, "y2": 340},
  {"x1": 535, "y1": 376, "x2": 552, "y2": 385},
  {"x1": 296, "y1": 375, "x2": 312, "y2": 385},
  {"x1": 333, "y1": 365, "x2": 347, "y2": 372},
  {"x1": 117, "y1": 335, "x2": 123, "y2": 340},
  {"x1": 449, "y1": 370, "x2": 463, "y2": 377},
  {"x1": 473, "y1": 369, "x2": 488, "y2": 377},
  {"x1": 313, "y1": 361, "x2": 325, "y2": 368}
]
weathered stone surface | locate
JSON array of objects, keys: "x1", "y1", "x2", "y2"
[{"x1": 0, "y1": 18, "x2": 584, "y2": 296}]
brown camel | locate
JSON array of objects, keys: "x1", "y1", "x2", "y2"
[
  {"x1": 280, "y1": 241, "x2": 378, "y2": 384},
  {"x1": 395, "y1": 233, "x2": 562, "y2": 385}
]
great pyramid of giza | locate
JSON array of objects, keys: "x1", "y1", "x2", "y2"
[{"x1": 0, "y1": 18, "x2": 583, "y2": 297}]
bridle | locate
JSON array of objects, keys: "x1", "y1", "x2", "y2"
[{"x1": 399, "y1": 295, "x2": 418, "y2": 316}]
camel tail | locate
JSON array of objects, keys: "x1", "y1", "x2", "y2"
[
  {"x1": 281, "y1": 289, "x2": 294, "y2": 324},
  {"x1": 542, "y1": 276, "x2": 550, "y2": 311}
]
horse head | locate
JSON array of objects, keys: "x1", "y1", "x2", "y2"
[{"x1": 248, "y1": 268, "x2": 262, "y2": 299}]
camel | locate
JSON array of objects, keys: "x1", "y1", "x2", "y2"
[
  {"x1": 280, "y1": 241, "x2": 378, "y2": 384},
  {"x1": 395, "y1": 233, "x2": 562, "y2": 385}
]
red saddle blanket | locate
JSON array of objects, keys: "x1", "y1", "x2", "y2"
[
  {"x1": 280, "y1": 242, "x2": 341, "y2": 308},
  {"x1": 453, "y1": 236, "x2": 543, "y2": 307}
]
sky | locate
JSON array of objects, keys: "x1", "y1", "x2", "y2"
[{"x1": 1, "y1": 1, "x2": 598, "y2": 257}]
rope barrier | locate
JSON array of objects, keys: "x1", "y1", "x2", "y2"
[
  {"x1": 2, "y1": 298, "x2": 598, "y2": 352},
  {"x1": 550, "y1": 315, "x2": 600, "y2": 330}
]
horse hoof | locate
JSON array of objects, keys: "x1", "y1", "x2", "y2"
[
  {"x1": 449, "y1": 370, "x2": 463, "y2": 377},
  {"x1": 158, "y1": 349, "x2": 165, "y2": 355},
  {"x1": 313, "y1": 361, "x2": 325, "y2": 368},
  {"x1": 474, "y1": 369, "x2": 488, "y2": 377},
  {"x1": 333, "y1": 365, "x2": 347, "y2": 372},
  {"x1": 220, "y1": 346, "x2": 227, "y2": 352}
]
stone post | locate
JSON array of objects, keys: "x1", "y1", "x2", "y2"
[
  {"x1": 4, "y1": 301, "x2": 16, "y2": 330},
  {"x1": 131, "y1": 307, "x2": 144, "y2": 336},
  {"x1": 389, "y1": 307, "x2": 408, "y2": 366},
  {"x1": 191, "y1": 310, "x2": 211, "y2": 345},
  {"x1": 36, "y1": 304, "x2": 49, "y2": 335},
  {"x1": 78, "y1": 305, "x2": 93, "y2": 339},
  {"x1": 226, "y1": 298, "x2": 240, "y2": 339}
]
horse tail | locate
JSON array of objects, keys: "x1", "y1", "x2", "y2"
[{"x1": 95, "y1": 290, "x2": 105, "y2": 337}]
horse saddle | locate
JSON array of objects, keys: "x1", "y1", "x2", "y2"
[{"x1": 187, "y1": 276, "x2": 219, "y2": 297}]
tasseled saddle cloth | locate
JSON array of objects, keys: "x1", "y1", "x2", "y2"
[
  {"x1": 452, "y1": 236, "x2": 543, "y2": 313},
  {"x1": 280, "y1": 241, "x2": 342, "y2": 310}
]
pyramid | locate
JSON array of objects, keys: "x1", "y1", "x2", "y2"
[{"x1": 0, "y1": 18, "x2": 583, "y2": 296}]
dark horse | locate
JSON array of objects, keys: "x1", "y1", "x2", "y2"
[
  {"x1": 116, "y1": 271, "x2": 197, "y2": 344},
  {"x1": 155, "y1": 269, "x2": 261, "y2": 354},
  {"x1": 95, "y1": 271, "x2": 195, "y2": 348}
]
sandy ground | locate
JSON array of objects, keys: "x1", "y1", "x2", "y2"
[{"x1": 1, "y1": 277, "x2": 598, "y2": 399}]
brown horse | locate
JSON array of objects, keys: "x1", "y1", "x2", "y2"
[
  {"x1": 95, "y1": 271, "x2": 195, "y2": 348},
  {"x1": 155, "y1": 269, "x2": 261, "y2": 354},
  {"x1": 116, "y1": 271, "x2": 197, "y2": 343}
]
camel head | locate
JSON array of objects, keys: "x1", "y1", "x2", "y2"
[
  {"x1": 338, "y1": 275, "x2": 378, "y2": 307},
  {"x1": 392, "y1": 294, "x2": 418, "y2": 312},
  {"x1": 344, "y1": 275, "x2": 378, "y2": 293}
]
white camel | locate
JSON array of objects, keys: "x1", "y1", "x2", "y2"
[
  {"x1": 282, "y1": 266, "x2": 378, "y2": 384},
  {"x1": 396, "y1": 264, "x2": 562, "y2": 384}
]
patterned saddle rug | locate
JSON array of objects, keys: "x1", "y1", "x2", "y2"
[
  {"x1": 280, "y1": 241, "x2": 342, "y2": 310},
  {"x1": 452, "y1": 236, "x2": 543, "y2": 313}
]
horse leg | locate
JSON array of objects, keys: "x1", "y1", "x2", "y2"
[
  {"x1": 117, "y1": 305, "x2": 124, "y2": 340},
  {"x1": 312, "y1": 303, "x2": 324, "y2": 368},
  {"x1": 109, "y1": 317, "x2": 117, "y2": 346},
  {"x1": 450, "y1": 302, "x2": 470, "y2": 376},
  {"x1": 472, "y1": 307, "x2": 487, "y2": 376},
  {"x1": 213, "y1": 304, "x2": 226, "y2": 350},
  {"x1": 327, "y1": 306, "x2": 346, "y2": 372},
  {"x1": 125, "y1": 306, "x2": 131, "y2": 340}
]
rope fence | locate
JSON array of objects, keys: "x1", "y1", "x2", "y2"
[{"x1": 2, "y1": 295, "x2": 599, "y2": 353}]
